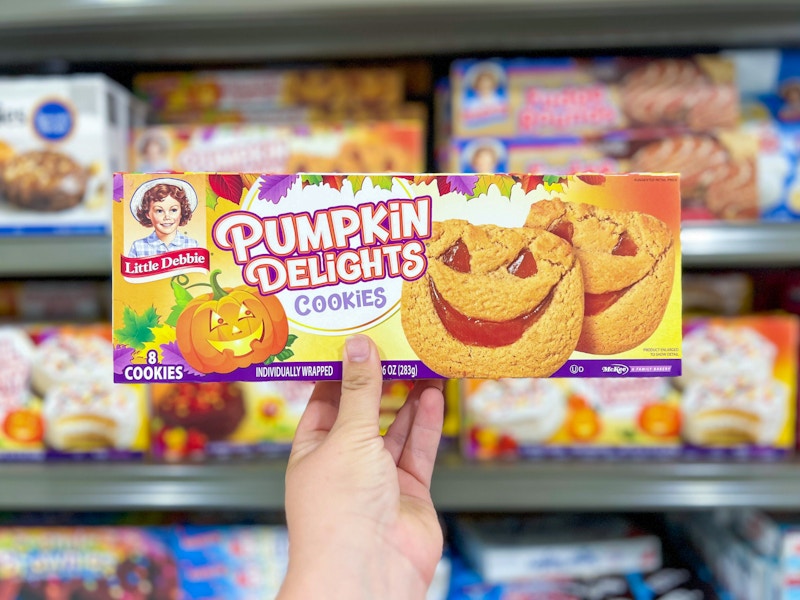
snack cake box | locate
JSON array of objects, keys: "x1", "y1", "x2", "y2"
[
  {"x1": 0, "y1": 74, "x2": 144, "y2": 235},
  {"x1": 452, "y1": 129, "x2": 759, "y2": 221},
  {"x1": 452, "y1": 56, "x2": 738, "y2": 138},
  {"x1": 112, "y1": 173, "x2": 682, "y2": 383}
]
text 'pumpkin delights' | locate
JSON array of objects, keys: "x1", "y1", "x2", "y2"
[{"x1": 401, "y1": 220, "x2": 583, "y2": 378}]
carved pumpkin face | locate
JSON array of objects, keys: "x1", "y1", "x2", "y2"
[{"x1": 176, "y1": 279, "x2": 289, "y2": 374}]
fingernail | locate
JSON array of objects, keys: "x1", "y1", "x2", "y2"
[{"x1": 345, "y1": 335, "x2": 370, "y2": 363}]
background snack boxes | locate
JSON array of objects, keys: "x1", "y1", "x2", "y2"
[
  {"x1": 451, "y1": 56, "x2": 738, "y2": 138},
  {"x1": 112, "y1": 173, "x2": 682, "y2": 383},
  {"x1": 678, "y1": 314, "x2": 799, "y2": 457},
  {"x1": 131, "y1": 120, "x2": 426, "y2": 174},
  {"x1": 0, "y1": 74, "x2": 144, "y2": 235},
  {"x1": 0, "y1": 324, "x2": 149, "y2": 461},
  {"x1": 452, "y1": 130, "x2": 759, "y2": 221},
  {"x1": 134, "y1": 66, "x2": 405, "y2": 121},
  {"x1": 462, "y1": 378, "x2": 682, "y2": 459}
]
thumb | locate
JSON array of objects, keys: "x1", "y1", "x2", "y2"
[{"x1": 333, "y1": 334, "x2": 383, "y2": 435}]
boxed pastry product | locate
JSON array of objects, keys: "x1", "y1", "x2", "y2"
[
  {"x1": 451, "y1": 56, "x2": 738, "y2": 138},
  {"x1": 742, "y1": 114, "x2": 800, "y2": 220},
  {"x1": 0, "y1": 527, "x2": 179, "y2": 599},
  {"x1": 150, "y1": 380, "x2": 313, "y2": 460},
  {"x1": 0, "y1": 74, "x2": 143, "y2": 235},
  {"x1": 728, "y1": 49, "x2": 800, "y2": 124},
  {"x1": 28, "y1": 324, "x2": 149, "y2": 460},
  {"x1": 462, "y1": 377, "x2": 682, "y2": 459},
  {"x1": 134, "y1": 66, "x2": 405, "y2": 120},
  {"x1": 452, "y1": 129, "x2": 759, "y2": 220},
  {"x1": 130, "y1": 120, "x2": 425, "y2": 174},
  {"x1": 678, "y1": 315, "x2": 799, "y2": 457},
  {"x1": 150, "y1": 379, "x2": 447, "y2": 460},
  {"x1": 451, "y1": 514, "x2": 661, "y2": 583},
  {"x1": 0, "y1": 327, "x2": 44, "y2": 460},
  {"x1": 112, "y1": 173, "x2": 682, "y2": 383}
]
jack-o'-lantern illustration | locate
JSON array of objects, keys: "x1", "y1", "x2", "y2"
[
  {"x1": 176, "y1": 270, "x2": 289, "y2": 373},
  {"x1": 525, "y1": 199, "x2": 674, "y2": 355}
]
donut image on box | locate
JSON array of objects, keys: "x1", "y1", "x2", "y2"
[
  {"x1": 524, "y1": 199, "x2": 675, "y2": 355},
  {"x1": 401, "y1": 220, "x2": 583, "y2": 378}
]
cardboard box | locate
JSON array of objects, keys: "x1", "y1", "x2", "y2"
[
  {"x1": 0, "y1": 74, "x2": 144, "y2": 235},
  {"x1": 728, "y1": 49, "x2": 800, "y2": 124},
  {"x1": 26, "y1": 324, "x2": 150, "y2": 460},
  {"x1": 150, "y1": 380, "x2": 313, "y2": 461},
  {"x1": 451, "y1": 514, "x2": 661, "y2": 583},
  {"x1": 451, "y1": 129, "x2": 759, "y2": 221},
  {"x1": 0, "y1": 327, "x2": 43, "y2": 460},
  {"x1": 451, "y1": 56, "x2": 738, "y2": 139},
  {"x1": 678, "y1": 315, "x2": 799, "y2": 457},
  {"x1": 463, "y1": 377, "x2": 681, "y2": 460},
  {"x1": 131, "y1": 120, "x2": 426, "y2": 174},
  {"x1": 134, "y1": 67, "x2": 405, "y2": 119},
  {"x1": 112, "y1": 173, "x2": 682, "y2": 383}
]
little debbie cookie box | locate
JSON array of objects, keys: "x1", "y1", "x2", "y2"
[{"x1": 112, "y1": 173, "x2": 682, "y2": 383}]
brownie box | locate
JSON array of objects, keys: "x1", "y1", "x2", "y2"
[
  {"x1": 451, "y1": 56, "x2": 738, "y2": 139},
  {"x1": 112, "y1": 173, "x2": 682, "y2": 383},
  {"x1": 0, "y1": 74, "x2": 144, "y2": 235},
  {"x1": 452, "y1": 129, "x2": 759, "y2": 221}
]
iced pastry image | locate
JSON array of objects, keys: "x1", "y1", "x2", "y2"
[
  {"x1": 620, "y1": 58, "x2": 738, "y2": 130},
  {"x1": 525, "y1": 199, "x2": 675, "y2": 355},
  {"x1": 30, "y1": 331, "x2": 112, "y2": 395},
  {"x1": 467, "y1": 378, "x2": 568, "y2": 445},
  {"x1": 0, "y1": 327, "x2": 35, "y2": 404},
  {"x1": 680, "y1": 324, "x2": 777, "y2": 386},
  {"x1": 682, "y1": 376, "x2": 788, "y2": 446},
  {"x1": 43, "y1": 381, "x2": 142, "y2": 451},
  {"x1": 401, "y1": 220, "x2": 583, "y2": 378}
]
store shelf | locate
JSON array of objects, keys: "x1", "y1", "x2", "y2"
[
  {"x1": 680, "y1": 221, "x2": 800, "y2": 268},
  {"x1": 1, "y1": 222, "x2": 799, "y2": 278},
  {"x1": 0, "y1": 0, "x2": 797, "y2": 63},
  {"x1": 1, "y1": 456, "x2": 800, "y2": 511},
  {"x1": 0, "y1": 235, "x2": 110, "y2": 277}
]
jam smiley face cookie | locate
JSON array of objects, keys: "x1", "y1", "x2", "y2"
[
  {"x1": 401, "y1": 220, "x2": 583, "y2": 378},
  {"x1": 525, "y1": 199, "x2": 675, "y2": 355}
]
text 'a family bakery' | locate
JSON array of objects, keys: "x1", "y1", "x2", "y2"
[{"x1": 213, "y1": 197, "x2": 433, "y2": 294}]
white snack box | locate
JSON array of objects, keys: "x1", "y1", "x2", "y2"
[{"x1": 0, "y1": 74, "x2": 144, "y2": 235}]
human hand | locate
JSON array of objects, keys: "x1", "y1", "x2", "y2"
[{"x1": 278, "y1": 335, "x2": 445, "y2": 600}]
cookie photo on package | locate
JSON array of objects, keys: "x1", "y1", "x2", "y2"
[{"x1": 112, "y1": 173, "x2": 682, "y2": 383}]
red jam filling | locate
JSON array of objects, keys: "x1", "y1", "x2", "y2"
[
  {"x1": 548, "y1": 220, "x2": 574, "y2": 244},
  {"x1": 612, "y1": 231, "x2": 638, "y2": 256},
  {"x1": 584, "y1": 285, "x2": 632, "y2": 316},
  {"x1": 507, "y1": 248, "x2": 538, "y2": 278},
  {"x1": 440, "y1": 239, "x2": 471, "y2": 273},
  {"x1": 430, "y1": 281, "x2": 553, "y2": 347}
]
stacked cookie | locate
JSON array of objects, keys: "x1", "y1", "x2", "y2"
[{"x1": 402, "y1": 199, "x2": 675, "y2": 378}]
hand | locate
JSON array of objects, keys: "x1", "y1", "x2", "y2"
[{"x1": 278, "y1": 335, "x2": 445, "y2": 600}]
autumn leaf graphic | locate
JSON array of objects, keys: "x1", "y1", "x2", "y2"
[
  {"x1": 258, "y1": 174, "x2": 298, "y2": 204},
  {"x1": 467, "y1": 175, "x2": 515, "y2": 200},
  {"x1": 209, "y1": 174, "x2": 244, "y2": 204}
]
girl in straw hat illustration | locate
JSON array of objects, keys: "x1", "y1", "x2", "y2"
[{"x1": 128, "y1": 178, "x2": 200, "y2": 258}]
